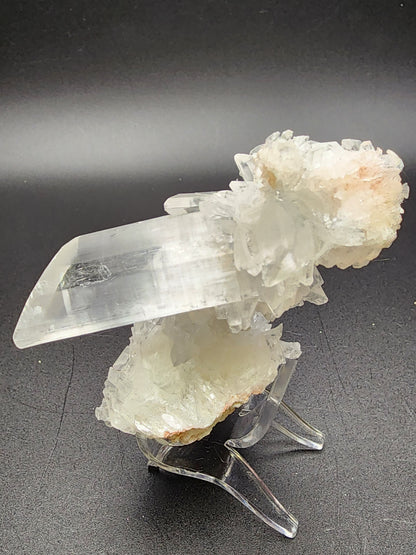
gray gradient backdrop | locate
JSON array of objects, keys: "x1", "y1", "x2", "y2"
[{"x1": 1, "y1": 2, "x2": 415, "y2": 554}]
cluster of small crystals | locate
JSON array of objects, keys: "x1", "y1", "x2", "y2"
[
  {"x1": 96, "y1": 310, "x2": 300, "y2": 443},
  {"x1": 166, "y1": 130, "x2": 408, "y2": 332},
  {"x1": 97, "y1": 130, "x2": 407, "y2": 443},
  {"x1": 197, "y1": 182, "x2": 329, "y2": 330},
  {"x1": 246, "y1": 130, "x2": 408, "y2": 269}
]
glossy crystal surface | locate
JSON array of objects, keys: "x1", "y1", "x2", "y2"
[{"x1": 13, "y1": 212, "x2": 243, "y2": 348}]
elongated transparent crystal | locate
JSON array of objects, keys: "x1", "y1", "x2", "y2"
[{"x1": 13, "y1": 212, "x2": 246, "y2": 348}]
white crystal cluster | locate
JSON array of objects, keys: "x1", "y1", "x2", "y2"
[
  {"x1": 94, "y1": 131, "x2": 407, "y2": 443},
  {"x1": 244, "y1": 131, "x2": 407, "y2": 269},
  {"x1": 164, "y1": 130, "x2": 408, "y2": 331},
  {"x1": 96, "y1": 310, "x2": 300, "y2": 443}
]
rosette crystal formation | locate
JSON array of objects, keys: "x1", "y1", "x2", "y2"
[{"x1": 14, "y1": 131, "x2": 408, "y2": 444}]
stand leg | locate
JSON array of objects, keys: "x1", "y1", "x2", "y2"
[
  {"x1": 227, "y1": 359, "x2": 298, "y2": 449},
  {"x1": 136, "y1": 360, "x2": 324, "y2": 537},
  {"x1": 220, "y1": 446, "x2": 298, "y2": 538},
  {"x1": 270, "y1": 401, "x2": 325, "y2": 451},
  {"x1": 137, "y1": 433, "x2": 298, "y2": 538}
]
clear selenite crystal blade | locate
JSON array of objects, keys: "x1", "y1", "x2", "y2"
[{"x1": 13, "y1": 212, "x2": 245, "y2": 349}]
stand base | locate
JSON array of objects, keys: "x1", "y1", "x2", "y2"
[{"x1": 136, "y1": 360, "x2": 324, "y2": 538}]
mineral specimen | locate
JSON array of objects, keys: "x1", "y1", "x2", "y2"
[
  {"x1": 14, "y1": 131, "x2": 408, "y2": 445},
  {"x1": 95, "y1": 311, "x2": 300, "y2": 443},
  {"x1": 95, "y1": 131, "x2": 407, "y2": 443}
]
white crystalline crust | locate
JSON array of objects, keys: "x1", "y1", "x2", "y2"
[
  {"x1": 96, "y1": 130, "x2": 408, "y2": 443},
  {"x1": 244, "y1": 131, "x2": 408, "y2": 270},
  {"x1": 95, "y1": 310, "x2": 300, "y2": 443}
]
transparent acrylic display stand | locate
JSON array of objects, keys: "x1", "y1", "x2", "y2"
[{"x1": 136, "y1": 360, "x2": 324, "y2": 538}]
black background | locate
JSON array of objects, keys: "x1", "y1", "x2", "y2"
[{"x1": 1, "y1": 2, "x2": 415, "y2": 553}]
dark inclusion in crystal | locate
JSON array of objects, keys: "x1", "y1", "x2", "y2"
[{"x1": 58, "y1": 261, "x2": 112, "y2": 289}]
